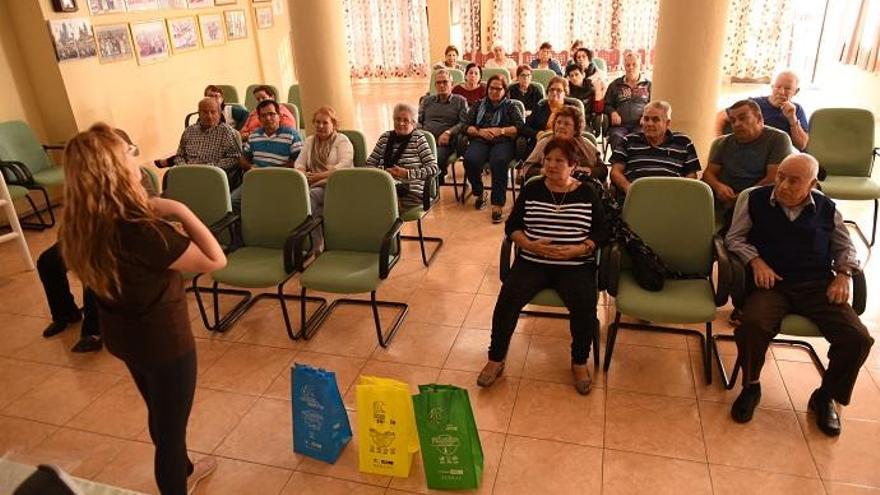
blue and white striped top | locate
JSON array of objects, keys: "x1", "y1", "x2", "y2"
[
  {"x1": 243, "y1": 126, "x2": 303, "y2": 168},
  {"x1": 611, "y1": 130, "x2": 700, "y2": 182}
]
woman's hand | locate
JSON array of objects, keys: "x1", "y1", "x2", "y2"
[{"x1": 386, "y1": 166, "x2": 409, "y2": 180}]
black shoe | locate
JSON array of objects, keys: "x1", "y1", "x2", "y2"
[
  {"x1": 729, "y1": 308, "x2": 743, "y2": 327},
  {"x1": 42, "y1": 312, "x2": 82, "y2": 338},
  {"x1": 475, "y1": 191, "x2": 488, "y2": 210},
  {"x1": 71, "y1": 335, "x2": 103, "y2": 353},
  {"x1": 808, "y1": 389, "x2": 841, "y2": 436},
  {"x1": 491, "y1": 208, "x2": 503, "y2": 223},
  {"x1": 731, "y1": 383, "x2": 762, "y2": 423}
]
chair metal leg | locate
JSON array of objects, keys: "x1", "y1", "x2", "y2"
[
  {"x1": 712, "y1": 333, "x2": 825, "y2": 390},
  {"x1": 400, "y1": 218, "x2": 443, "y2": 266},
  {"x1": 18, "y1": 191, "x2": 53, "y2": 230},
  {"x1": 843, "y1": 198, "x2": 878, "y2": 248},
  {"x1": 300, "y1": 291, "x2": 408, "y2": 347},
  {"x1": 711, "y1": 334, "x2": 742, "y2": 390},
  {"x1": 704, "y1": 322, "x2": 713, "y2": 384},
  {"x1": 188, "y1": 275, "x2": 252, "y2": 331},
  {"x1": 520, "y1": 307, "x2": 601, "y2": 373},
  {"x1": 603, "y1": 311, "x2": 621, "y2": 371}
]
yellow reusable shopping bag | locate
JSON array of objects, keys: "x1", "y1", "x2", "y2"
[{"x1": 356, "y1": 376, "x2": 420, "y2": 477}]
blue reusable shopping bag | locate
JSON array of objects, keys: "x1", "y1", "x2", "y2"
[{"x1": 291, "y1": 363, "x2": 352, "y2": 464}]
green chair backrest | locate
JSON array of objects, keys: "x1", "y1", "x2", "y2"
[
  {"x1": 531, "y1": 82, "x2": 546, "y2": 99},
  {"x1": 538, "y1": 97, "x2": 586, "y2": 117},
  {"x1": 428, "y1": 68, "x2": 465, "y2": 95},
  {"x1": 622, "y1": 177, "x2": 715, "y2": 276},
  {"x1": 241, "y1": 168, "x2": 310, "y2": 249},
  {"x1": 509, "y1": 98, "x2": 526, "y2": 117},
  {"x1": 421, "y1": 130, "x2": 437, "y2": 158},
  {"x1": 456, "y1": 60, "x2": 470, "y2": 72},
  {"x1": 217, "y1": 84, "x2": 240, "y2": 104},
  {"x1": 281, "y1": 102, "x2": 303, "y2": 131},
  {"x1": 323, "y1": 168, "x2": 398, "y2": 253},
  {"x1": 0, "y1": 121, "x2": 53, "y2": 175},
  {"x1": 139, "y1": 166, "x2": 160, "y2": 195},
  {"x1": 481, "y1": 67, "x2": 511, "y2": 83},
  {"x1": 592, "y1": 57, "x2": 607, "y2": 72},
  {"x1": 806, "y1": 108, "x2": 875, "y2": 177},
  {"x1": 286, "y1": 84, "x2": 301, "y2": 109},
  {"x1": 244, "y1": 84, "x2": 280, "y2": 111},
  {"x1": 340, "y1": 129, "x2": 367, "y2": 167},
  {"x1": 162, "y1": 165, "x2": 231, "y2": 227},
  {"x1": 582, "y1": 131, "x2": 598, "y2": 147},
  {"x1": 532, "y1": 69, "x2": 557, "y2": 90}
]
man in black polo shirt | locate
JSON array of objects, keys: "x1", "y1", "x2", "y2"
[
  {"x1": 609, "y1": 100, "x2": 701, "y2": 195},
  {"x1": 725, "y1": 154, "x2": 873, "y2": 436}
]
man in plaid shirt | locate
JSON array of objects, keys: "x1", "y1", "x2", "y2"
[{"x1": 173, "y1": 97, "x2": 243, "y2": 188}]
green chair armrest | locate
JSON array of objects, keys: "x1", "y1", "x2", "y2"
[
  {"x1": 379, "y1": 218, "x2": 404, "y2": 279},
  {"x1": 713, "y1": 235, "x2": 732, "y2": 307},
  {"x1": 729, "y1": 254, "x2": 747, "y2": 308},
  {"x1": 422, "y1": 171, "x2": 442, "y2": 211},
  {"x1": 0, "y1": 160, "x2": 34, "y2": 186},
  {"x1": 289, "y1": 216, "x2": 322, "y2": 273},
  {"x1": 604, "y1": 242, "x2": 622, "y2": 296},
  {"x1": 42, "y1": 144, "x2": 66, "y2": 151},
  {"x1": 853, "y1": 269, "x2": 866, "y2": 315},
  {"x1": 499, "y1": 236, "x2": 514, "y2": 282},
  {"x1": 208, "y1": 211, "x2": 239, "y2": 238}
]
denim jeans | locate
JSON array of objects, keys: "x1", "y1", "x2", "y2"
[{"x1": 463, "y1": 139, "x2": 515, "y2": 206}]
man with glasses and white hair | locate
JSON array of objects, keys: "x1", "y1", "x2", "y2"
[
  {"x1": 419, "y1": 69, "x2": 468, "y2": 184},
  {"x1": 715, "y1": 69, "x2": 809, "y2": 150}
]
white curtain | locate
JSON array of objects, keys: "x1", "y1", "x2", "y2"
[
  {"x1": 343, "y1": 0, "x2": 430, "y2": 78},
  {"x1": 721, "y1": 0, "x2": 794, "y2": 80}
]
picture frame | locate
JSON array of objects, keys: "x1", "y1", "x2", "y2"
[
  {"x1": 124, "y1": 0, "x2": 158, "y2": 11},
  {"x1": 129, "y1": 19, "x2": 170, "y2": 64},
  {"x1": 94, "y1": 23, "x2": 134, "y2": 63},
  {"x1": 254, "y1": 6, "x2": 272, "y2": 29},
  {"x1": 224, "y1": 9, "x2": 247, "y2": 40},
  {"x1": 187, "y1": 0, "x2": 212, "y2": 8},
  {"x1": 52, "y1": 0, "x2": 79, "y2": 12},
  {"x1": 214, "y1": 0, "x2": 236, "y2": 5},
  {"x1": 157, "y1": 0, "x2": 188, "y2": 8},
  {"x1": 48, "y1": 18, "x2": 97, "y2": 62},
  {"x1": 251, "y1": 0, "x2": 270, "y2": 3},
  {"x1": 166, "y1": 16, "x2": 200, "y2": 53},
  {"x1": 87, "y1": 0, "x2": 126, "y2": 15},
  {"x1": 198, "y1": 13, "x2": 226, "y2": 47}
]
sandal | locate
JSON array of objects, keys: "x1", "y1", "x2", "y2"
[{"x1": 572, "y1": 363, "x2": 592, "y2": 395}]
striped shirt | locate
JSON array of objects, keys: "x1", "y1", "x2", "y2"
[
  {"x1": 366, "y1": 130, "x2": 439, "y2": 209},
  {"x1": 611, "y1": 130, "x2": 700, "y2": 182},
  {"x1": 505, "y1": 180, "x2": 609, "y2": 266},
  {"x1": 243, "y1": 126, "x2": 303, "y2": 168}
]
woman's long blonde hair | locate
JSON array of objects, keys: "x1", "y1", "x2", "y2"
[{"x1": 59, "y1": 123, "x2": 157, "y2": 300}]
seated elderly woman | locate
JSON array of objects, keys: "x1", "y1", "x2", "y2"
[
  {"x1": 453, "y1": 63, "x2": 487, "y2": 106},
  {"x1": 484, "y1": 43, "x2": 518, "y2": 72},
  {"x1": 433, "y1": 44, "x2": 460, "y2": 70},
  {"x1": 522, "y1": 105, "x2": 606, "y2": 181},
  {"x1": 519, "y1": 76, "x2": 569, "y2": 155},
  {"x1": 462, "y1": 74, "x2": 526, "y2": 223},
  {"x1": 478, "y1": 137, "x2": 609, "y2": 394},
  {"x1": 294, "y1": 106, "x2": 354, "y2": 219},
  {"x1": 529, "y1": 41, "x2": 564, "y2": 76},
  {"x1": 508, "y1": 65, "x2": 543, "y2": 114},
  {"x1": 367, "y1": 103, "x2": 439, "y2": 211}
]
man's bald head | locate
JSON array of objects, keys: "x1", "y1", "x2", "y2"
[
  {"x1": 198, "y1": 97, "x2": 221, "y2": 128},
  {"x1": 775, "y1": 153, "x2": 819, "y2": 207}
]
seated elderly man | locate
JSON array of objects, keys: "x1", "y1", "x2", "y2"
[
  {"x1": 609, "y1": 101, "x2": 700, "y2": 195},
  {"x1": 715, "y1": 70, "x2": 809, "y2": 150},
  {"x1": 725, "y1": 154, "x2": 873, "y2": 436},
  {"x1": 203, "y1": 85, "x2": 248, "y2": 128},
  {"x1": 703, "y1": 99, "x2": 793, "y2": 229},
  {"x1": 232, "y1": 99, "x2": 303, "y2": 211},
  {"x1": 171, "y1": 97, "x2": 243, "y2": 187},
  {"x1": 418, "y1": 69, "x2": 467, "y2": 184},
  {"x1": 239, "y1": 85, "x2": 297, "y2": 141},
  {"x1": 604, "y1": 51, "x2": 651, "y2": 150}
]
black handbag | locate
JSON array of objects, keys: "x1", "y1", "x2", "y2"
[{"x1": 623, "y1": 236, "x2": 667, "y2": 292}]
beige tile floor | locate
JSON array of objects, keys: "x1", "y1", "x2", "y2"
[{"x1": 1, "y1": 81, "x2": 880, "y2": 494}]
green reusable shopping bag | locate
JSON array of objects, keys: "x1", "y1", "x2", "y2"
[{"x1": 412, "y1": 384, "x2": 484, "y2": 490}]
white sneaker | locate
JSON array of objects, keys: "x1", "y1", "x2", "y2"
[{"x1": 187, "y1": 457, "x2": 217, "y2": 494}]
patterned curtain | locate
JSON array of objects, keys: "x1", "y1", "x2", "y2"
[
  {"x1": 460, "y1": 0, "x2": 482, "y2": 56},
  {"x1": 343, "y1": 0, "x2": 430, "y2": 78},
  {"x1": 722, "y1": 0, "x2": 794, "y2": 80}
]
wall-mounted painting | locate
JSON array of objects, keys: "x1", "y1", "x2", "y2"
[
  {"x1": 157, "y1": 0, "x2": 188, "y2": 8},
  {"x1": 94, "y1": 23, "x2": 134, "y2": 63},
  {"x1": 48, "y1": 18, "x2": 97, "y2": 61},
  {"x1": 224, "y1": 9, "x2": 247, "y2": 40},
  {"x1": 187, "y1": 0, "x2": 212, "y2": 8},
  {"x1": 167, "y1": 16, "x2": 199, "y2": 53},
  {"x1": 87, "y1": 0, "x2": 126, "y2": 14},
  {"x1": 125, "y1": 0, "x2": 158, "y2": 11},
  {"x1": 130, "y1": 19, "x2": 170, "y2": 64},
  {"x1": 214, "y1": 0, "x2": 236, "y2": 5},
  {"x1": 255, "y1": 6, "x2": 272, "y2": 29},
  {"x1": 198, "y1": 13, "x2": 225, "y2": 47}
]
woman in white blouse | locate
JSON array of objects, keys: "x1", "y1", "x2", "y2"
[
  {"x1": 484, "y1": 44, "x2": 518, "y2": 72},
  {"x1": 295, "y1": 106, "x2": 354, "y2": 220}
]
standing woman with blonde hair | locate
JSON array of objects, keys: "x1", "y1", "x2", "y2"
[{"x1": 59, "y1": 123, "x2": 226, "y2": 495}]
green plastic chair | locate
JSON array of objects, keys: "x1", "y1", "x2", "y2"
[
  {"x1": 139, "y1": 166, "x2": 160, "y2": 195},
  {"x1": 481, "y1": 67, "x2": 511, "y2": 83},
  {"x1": 297, "y1": 168, "x2": 407, "y2": 347},
  {"x1": 162, "y1": 165, "x2": 247, "y2": 330},
  {"x1": 340, "y1": 129, "x2": 367, "y2": 167},
  {"x1": 592, "y1": 57, "x2": 607, "y2": 72},
  {"x1": 398, "y1": 131, "x2": 443, "y2": 266},
  {"x1": 0, "y1": 120, "x2": 65, "y2": 229},
  {"x1": 217, "y1": 84, "x2": 240, "y2": 104},
  {"x1": 531, "y1": 69, "x2": 557, "y2": 91},
  {"x1": 602, "y1": 177, "x2": 732, "y2": 384},
  {"x1": 806, "y1": 108, "x2": 879, "y2": 247},
  {"x1": 281, "y1": 102, "x2": 304, "y2": 131},
  {"x1": 428, "y1": 68, "x2": 465, "y2": 95},
  {"x1": 536, "y1": 97, "x2": 586, "y2": 118},
  {"x1": 286, "y1": 84, "x2": 301, "y2": 110},
  {"x1": 244, "y1": 84, "x2": 280, "y2": 111},
  {"x1": 712, "y1": 186, "x2": 868, "y2": 389},
  {"x1": 197, "y1": 168, "x2": 327, "y2": 338}
]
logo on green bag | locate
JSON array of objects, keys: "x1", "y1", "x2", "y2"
[
  {"x1": 428, "y1": 407, "x2": 446, "y2": 427},
  {"x1": 432, "y1": 433, "x2": 461, "y2": 464}
]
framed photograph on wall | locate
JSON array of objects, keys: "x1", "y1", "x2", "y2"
[
  {"x1": 48, "y1": 18, "x2": 97, "y2": 61},
  {"x1": 94, "y1": 23, "x2": 134, "y2": 63},
  {"x1": 167, "y1": 16, "x2": 199, "y2": 53},
  {"x1": 198, "y1": 13, "x2": 225, "y2": 47},
  {"x1": 125, "y1": 0, "x2": 158, "y2": 11},
  {"x1": 157, "y1": 0, "x2": 188, "y2": 8},
  {"x1": 130, "y1": 19, "x2": 170, "y2": 64},
  {"x1": 87, "y1": 0, "x2": 126, "y2": 14},
  {"x1": 214, "y1": 0, "x2": 236, "y2": 5},
  {"x1": 254, "y1": 6, "x2": 272, "y2": 29},
  {"x1": 52, "y1": 0, "x2": 79, "y2": 12},
  {"x1": 224, "y1": 9, "x2": 247, "y2": 40},
  {"x1": 187, "y1": 0, "x2": 212, "y2": 7}
]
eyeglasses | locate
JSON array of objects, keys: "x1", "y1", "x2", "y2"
[
  {"x1": 394, "y1": 118, "x2": 413, "y2": 124},
  {"x1": 548, "y1": 87, "x2": 564, "y2": 93},
  {"x1": 435, "y1": 80, "x2": 450, "y2": 85},
  {"x1": 259, "y1": 112, "x2": 279, "y2": 118},
  {"x1": 488, "y1": 86, "x2": 505, "y2": 92}
]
